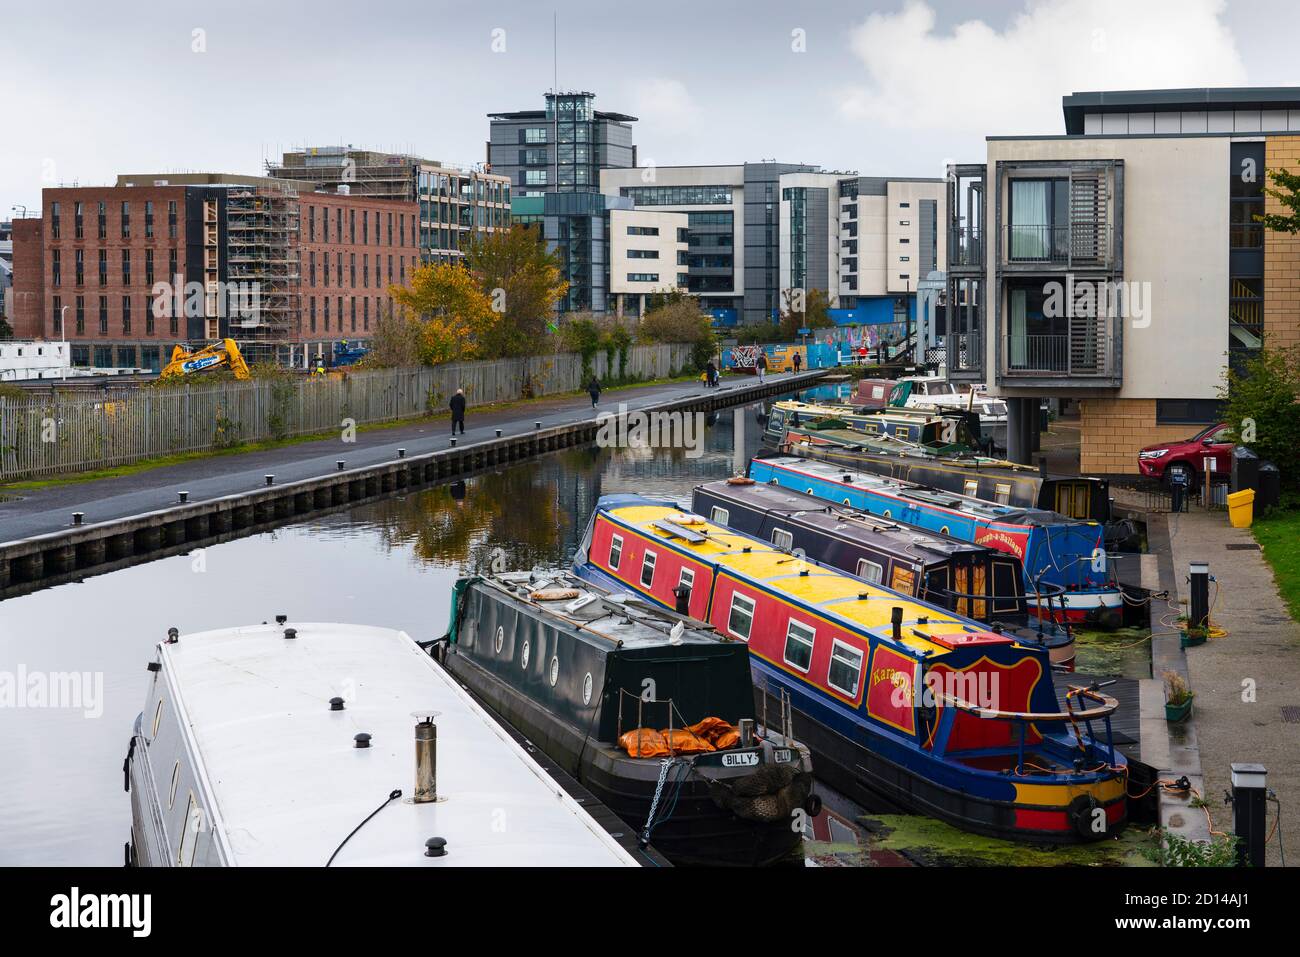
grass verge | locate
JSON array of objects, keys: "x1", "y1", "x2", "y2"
[{"x1": 1252, "y1": 507, "x2": 1300, "y2": 621}]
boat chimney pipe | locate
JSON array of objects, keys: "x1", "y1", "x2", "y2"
[
  {"x1": 1039, "y1": 457, "x2": 1047, "y2": 479},
  {"x1": 414, "y1": 714, "x2": 438, "y2": 804},
  {"x1": 891, "y1": 606, "x2": 903, "y2": 641},
  {"x1": 738, "y1": 718, "x2": 755, "y2": 748}
]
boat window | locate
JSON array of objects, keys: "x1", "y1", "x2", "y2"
[
  {"x1": 151, "y1": 697, "x2": 164, "y2": 739},
  {"x1": 521, "y1": 639, "x2": 530, "y2": 669},
  {"x1": 678, "y1": 567, "x2": 695, "y2": 599},
  {"x1": 178, "y1": 794, "x2": 202, "y2": 867},
  {"x1": 549, "y1": 656, "x2": 560, "y2": 687},
  {"x1": 856, "y1": 559, "x2": 883, "y2": 583},
  {"x1": 963, "y1": 479, "x2": 978, "y2": 497},
  {"x1": 640, "y1": 551, "x2": 657, "y2": 588},
  {"x1": 994, "y1": 482, "x2": 1012, "y2": 505},
  {"x1": 494, "y1": 625, "x2": 505, "y2": 654},
  {"x1": 727, "y1": 593, "x2": 756, "y2": 641},
  {"x1": 992, "y1": 560, "x2": 1022, "y2": 613},
  {"x1": 894, "y1": 425, "x2": 909, "y2": 440},
  {"x1": 608, "y1": 534, "x2": 623, "y2": 570},
  {"x1": 828, "y1": 640, "x2": 864, "y2": 698},
  {"x1": 582, "y1": 673, "x2": 594, "y2": 705},
  {"x1": 771, "y1": 528, "x2": 793, "y2": 551},
  {"x1": 784, "y1": 619, "x2": 816, "y2": 673},
  {"x1": 169, "y1": 761, "x2": 181, "y2": 809},
  {"x1": 709, "y1": 506, "x2": 729, "y2": 526}
]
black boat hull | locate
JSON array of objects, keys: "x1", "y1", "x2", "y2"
[{"x1": 443, "y1": 648, "x2": 809, "y2": 866}]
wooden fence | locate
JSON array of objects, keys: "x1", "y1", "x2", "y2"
[{"x1": 0, "y1": 344, "x2": 694, "y2": 481}]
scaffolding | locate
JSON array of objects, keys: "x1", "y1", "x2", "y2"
[
  {"x1": 224, "y1": 181, "x2": 301, "y2": 356},
  {"x1": 267, "y1": 147, "x2": 419, "y2": 200}
]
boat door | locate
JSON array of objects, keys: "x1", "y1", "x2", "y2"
[{"x1": 1053, "y1": 481, "x2": 1092, "y2": 520}]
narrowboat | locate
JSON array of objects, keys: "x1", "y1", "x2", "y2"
[
  {"x1": 888, "y1": 376, "x2": 1010, "y2": 450},
  {"x1": 125, "y1": 620, "x2": 649, "y2": 867},
  {"x1": 691, "y1": 478, "x2": 1075, "y2": 668},
  {"x1": 574, "y1": 495, "x2": 1128, "y2": 843},
  {"x1": 767, "y1": 400, "x2": 1115, "y2": 526},
  {"x1": 434, "y1": 572, "x2": 816, "y2": 867},
  {"x1": 748, "y1": 453, "x2": 1124, "y2": 629},
  {"x1": 767, "y1": 400, "x2": 984, "y2": 453}
]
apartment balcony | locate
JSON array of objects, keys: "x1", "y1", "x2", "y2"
[
  {"x1": 1001, "y1": 319, "x2": 1120, "y2": 388},
  {"x1": 1001, "y1": 224, "x2": 1114, "y2": 271}
]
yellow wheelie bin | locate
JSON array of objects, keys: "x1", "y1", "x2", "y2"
[{"x1": 1227, "y1": 488, "x2": 1255, "y2": 528}]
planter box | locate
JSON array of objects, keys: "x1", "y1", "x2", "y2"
[
  {"x1": 1165, "y1": 695, "x2": 1194, "y2": 723},
  {"x1": 1180, "y1": 628, "x2": 1207, "y2": 648}
]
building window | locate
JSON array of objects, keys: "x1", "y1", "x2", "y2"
[
  {"x1": 98, "y1": 296, "x2": 108, "y2": 334},
  {"x1": 324, "y1": 296, "x2": 330, "y2": 331},
  {"x1": 168, "y1": 200, "x2": 178, "y2": 239},
  {"x1": 52, "y1": 249, "x2": 61, "y2": 287},
  {"x1": 52, "y1": 296, "x2": 63, "y2": 335},
  {"x1": 784, "y1": 620, "x2": 816, "y2": 673},
  {"x1": 74, "y1": 201, "x2": 84, "y2": 239},
  {"x1": 97, "y1": 201, "x2": 107, "y2": 239},
  {"x1": 145, "y1": 249, "x2": 154, "y2": 286},
  {"x1": 75, "y1": 296, "x2": 85, "y2": 334},
  {"x1": 121, "y1": 201, "x2": 130, "y2": 239},
  {"x1": 310, "y1": 297, "x2": 317, "y2": 332},
  {"x1": 828, "y1": 641, "x2": 864, "y2": 697},
  {"x1": 308, "y1": 206, "x2": 315, "y2": 242},
  {"x1": 1155, "y1": 399, "x2": 1225, "y2": 425},
  {"x1": 627, "y1": 225, "x2": 659, "y2": 236},
  {"x1": 121, "y1": 296, "x2": 132, "y2": 334},
  {"x1": 98, "y1": 250, "x2": 107, "y2": 286},
  {"x1": 525, "y1": 170, "x2": 548, "y2": 186},
  {"x1": 51, "y1": 202, "x2": 61, "y2": 239},
  {"x1": 144, "y1": 200, "x2": 154, "y2": 239},
  {"x1": 620, "y1": 185, "x2": 733, "y2": 205},
  {"x1": 727, "y1": 593, "x2": 756, "y2": 641},
  {"x1": 122, "y1": 249, "x2": 131, "y2": 285},
  {"x1": 627, "y1": 249, "x2": 659, "y2": 259},
  {"x1": 627, "y1": 273, "x2": 659, "y2": 283}
]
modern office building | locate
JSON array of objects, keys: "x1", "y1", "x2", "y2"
[
  {"x1": 488, "y1": 92, "x2": 640, "y2": 314},
  {"x1": 487, "y1": 92, "x2": 637, "y2": 195},
  {"x1": 607, "y1": 207, "x2": 690, "y2": 317},
  {"x1": 946, "y1": 87, "x2": 1300, "y2": 473},
  {"x1": 266, "y1": 147, "x2": 510, "y2": 265},
  {"x1": 10, "y1": 174, "x2": 420, "y2": 369},
  {"x1": 601, "y1": 164, "x2": 944, "y2": 327}
]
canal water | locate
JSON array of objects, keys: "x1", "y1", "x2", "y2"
[{"x1": 0, "y1": 388, "x2": 1147, "y2": 866}]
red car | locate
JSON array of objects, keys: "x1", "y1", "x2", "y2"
[{"x1": 1137, "y1": 422, "x2": 1234, "y2": 485}]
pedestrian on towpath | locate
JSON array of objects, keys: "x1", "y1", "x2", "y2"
[
  {"x1": 588, "y1": 377, "x2": 602, "y2": 408},
  {"x1": 792, "y1": 351, "x2": 802, "y2": 373},
  {"x1": 449, "y1": 388, "x2": 466, "y2": 435},
  {"x1": 705, "y1": 359, "x2": 718, "y2": 388},
  {"x1": 756, "y1": 352, "x2": 768, "y2": 383}
]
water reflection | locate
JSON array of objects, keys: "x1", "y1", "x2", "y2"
[{"x1": 0, "y1": 403, "x2": 768, "y2": 865}]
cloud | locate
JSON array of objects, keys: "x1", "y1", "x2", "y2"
[
  {"x1": 840, "y1": 0, "x2": 1248, "y2": 136},
  {"x1": 623, "y1": 77, "x2": 702, "y2": 139}
]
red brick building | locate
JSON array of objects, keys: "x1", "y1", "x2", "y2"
[{"x1": 10, "y1": 174, "x2": 420, "y2": 370}]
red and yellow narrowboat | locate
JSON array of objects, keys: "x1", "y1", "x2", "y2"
[{"x1": 574, "y1": 494, "x2": 1129, "y2": 844}]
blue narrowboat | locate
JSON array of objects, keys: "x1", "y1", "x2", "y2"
[{"x1": 748, "y1": 453, "x2": 1123, "y2": 628}]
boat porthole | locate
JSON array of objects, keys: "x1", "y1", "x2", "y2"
[
  {"x1": 806, "y1": 488, "x2": 814, "y2": 495},
  {"x1": 883, "y1": 510, "x2": 892, "y2": 519},
  {"x1": 843, "y1": 498, "x2": 851, "y2": 505},
  {"x1": 168, "y1": 761, "x2": 180, "y2": 809},
  {"x1": 151, "y1": 698, "x2": 164, "y2": 739},
  {"x1": 940, "y1": 526, "x2": 950, "y2": 535},
  {"x1": 582, "y1": 673, "x2": 593, "y2": 705},
  {"x1": 521, "y1": 639, "x2": 530, "y2": 669},
  {"x1": 549, "y1": 656, "x2": 560, "y2": 687},
  {"x1": 494, "y1": 625, "x2": 504, "y2": 655}
]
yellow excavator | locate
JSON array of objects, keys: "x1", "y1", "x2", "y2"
[{"x1": 159, "y1": 339, "x2": 251, "y2": 380}]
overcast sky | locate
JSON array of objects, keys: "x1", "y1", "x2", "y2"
[{"x1": 3, "y1": 0, "x2": 1297, "y2": 216}]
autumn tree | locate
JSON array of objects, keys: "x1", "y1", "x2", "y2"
[
  {"x1": 1256, "y1": 167, "x2": 1300, "y2": 233},
  {"x1": 780, "y1": 287, "x2": 836, "y2": 340},
  {"x1": 463, "y1": 226, "x2": 568, "y2": 357},
  {"x1": 390, "y1": 262, "x2": 497, "y2": 365}
]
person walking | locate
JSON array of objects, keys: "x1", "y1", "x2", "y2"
[
  {"x1": 705, "y1": 359, "x2": 718, "y2": 388},
  {"x1": 756, "y1": 351, "x2": 768, "y2": 383},
  {"x1": 587, "y1": 376, "x2": 602, "y2": 408},
  {"x1": 792, "y1": 350, "x2": 802, "y2": 374},
  {"x1": 449, "y1": 388, "x2": 466, "y2": 435}
]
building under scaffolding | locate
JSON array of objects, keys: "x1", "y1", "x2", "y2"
[
  {"x1": 223, "y1": 183, "x2": 301, "y2": 363},
  {"x1": 268, "y1": 147, "x2": 421, "y2": 201}
]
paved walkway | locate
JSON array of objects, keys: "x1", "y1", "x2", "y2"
[
  {"x1": 0, "y1": 372, "x2": 813, "y2": 542},
  {"x1": 1165, "y1": 506, "x2": 1299, "y2": 866}
]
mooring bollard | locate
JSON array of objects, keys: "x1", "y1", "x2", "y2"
[
  {"x1": 495, "y1": 429, "x2": 503, "y2": 438},
  {"x1": 450, "y1": 437, "x2": 457, "y2": 447},
  {"x1": 535, "y1": 421, "x2": 541, "y2": 430},
  {"x1": 337, "y1": 460, "x2": 345, "y2": 471},
  {"x1": 178, "y1": 491, "x2": 189, "y2": 503},
  {"x1": 1230, "y1": 763, "x2": 1268, "y2": 866},
  {"x1": 265, "y1": 475, "x2": 275, "y2": 486},
  {"x1": 398, "y1": 448, "x2": 406, "y2": 458},
  {"x1": 72, "y1": 512, "x2": 84, "y2": 526}
]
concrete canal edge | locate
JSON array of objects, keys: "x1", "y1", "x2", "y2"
[{"x1": 0, "y1": 371, "x2": 827, "y2": 597}]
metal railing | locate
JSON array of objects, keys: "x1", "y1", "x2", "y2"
[
  {"x1": 949, "y1": 227, "x2": 983, "y2": 268},
  {"x1": 945, "y1": 333, "x2": 981, "y2": 374},
  {"x1": 1004, "y1": 223, "x2": 1112, "y2": 266},
  {"x1": 1004, "y1": 327, "x2": 1111, "y2": 377}
]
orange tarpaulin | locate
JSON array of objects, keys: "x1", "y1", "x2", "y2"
[
  {"x1": 617, "y1": 728, "x2": 670, "y2": 758},
  {"x1": 662, "y1": 729, "x2": 715, "y2": 754}
]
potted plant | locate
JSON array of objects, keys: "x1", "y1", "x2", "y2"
[{"x1": 1163, "y1": 670, "x2": 1194, "y2": 722}]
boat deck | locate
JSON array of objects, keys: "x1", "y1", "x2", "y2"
[{"x1": 1057, "y1": 673, "x2": 1141, "y2": 757}]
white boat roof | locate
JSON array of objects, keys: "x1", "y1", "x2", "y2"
[{"x1": 158, "y1": 622, "x2": 639, "y2": 867}]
